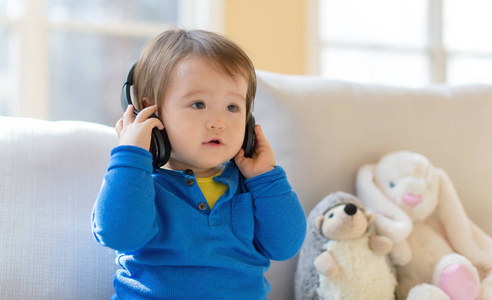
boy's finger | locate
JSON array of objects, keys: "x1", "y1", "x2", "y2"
[
  {"x1": 115, "y1": 117, "x2": 123, "y2": 129},
  {"x1": 115, "y1": 118, "x2": 123, "y2": 137},
  {"x1": 122, "y1": 105, "x2": 133, "y2": 127},
  {"x1": 145, "y1": 117, "x2": 165, "y2": 131},
  {"x1": 135, "y1": 105, "x2": 158, "y2": 123},
  {"x1": 234, "y1": 149, "x2": 246, "y2": 165},
  {"x1": 253, "y1": 125, "x2": 270, "y2": 146}
]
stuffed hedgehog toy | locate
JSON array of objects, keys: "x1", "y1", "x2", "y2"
[
  {"x1": 356, "y1": 151, "x2": 492, "y2": 299},
  {"x1": 294, "y1": 192, "x2": 397, "y2": 300}
]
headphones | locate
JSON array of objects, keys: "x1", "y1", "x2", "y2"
[{"x1": 121, "y1": 63, "x2": 256, "y2": 169}]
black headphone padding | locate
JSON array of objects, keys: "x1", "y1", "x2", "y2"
[{"x1": 243, "y1": 116, "x2": 256, "y2": 158}]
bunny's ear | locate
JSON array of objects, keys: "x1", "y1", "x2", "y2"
[
  {"x1": 356, "y1": 164, "x2": 413, "y2": 243},
  {"x1": 435, "y1": 168, "x2": 492, "y2": 271}
]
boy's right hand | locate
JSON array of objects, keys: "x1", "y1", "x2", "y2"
[{"x1": 115, "y1": 105, "x2": 164, "y2": 150}]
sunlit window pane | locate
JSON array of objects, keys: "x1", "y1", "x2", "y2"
[
  {"x1": 46, "y1": 0, "x2": 179, "y2": 24},
  {"x1": 49, "y1": 30, "x2": 149, "y2": 126},
  {"x1": 447, "y1": 56, "x2": 492, "y2": 85},
  {"x1": 0, "y1": 0, "x2": 23, "y2": 17},
  {"x1": 444, "y1": 0, "x2": 492, "y2": 53},
  {"x1": 0, "y1": 0, "x2": 7, "y2": 15},
  {"x1": 319, "y1": 0, "x2": 427, "y2": 48},
  {"x1": 0, "y1": 27, "x2": 14, "y2": 115},
  {"x1": 321, "y1": 48, "x2": 429, "y2": 87}
]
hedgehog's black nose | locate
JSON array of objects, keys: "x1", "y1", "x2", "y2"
[{"x1": 344, "y1": 203, "x2": 357, "y2": 216}]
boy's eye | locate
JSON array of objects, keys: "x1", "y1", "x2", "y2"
[
  {"x1": 227, "y1": 104, "x2": 240, "y2": 112},
  {"x1": 191, "y1": 102, "x2": 205, "y2": 109}
]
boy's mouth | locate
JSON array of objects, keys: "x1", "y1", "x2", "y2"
[{"x1": 203, "y1": 138, "x2": 223, "y2": 145}]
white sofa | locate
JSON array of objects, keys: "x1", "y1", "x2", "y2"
[{"x1": 1, "y1": 70, "x2": 492, "y2": 299}]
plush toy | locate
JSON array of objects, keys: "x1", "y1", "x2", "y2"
[
  {"x1": 356, "y1": 151, "x2": 492, "y2": 300},
  {"x1": 294, "y1": 192, "x2": 397, "y2": 300}
]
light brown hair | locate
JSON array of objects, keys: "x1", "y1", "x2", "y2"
[{"x1": 133, "y1": 28, "x2": 256, "y2": 119}]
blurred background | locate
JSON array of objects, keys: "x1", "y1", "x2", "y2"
[{"x1": 1, "y1": 0, "x2": 491, "y2": 126}]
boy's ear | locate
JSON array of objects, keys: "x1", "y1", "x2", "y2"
[{"x1": 142, "y1": 98, "x2": 154, "y2": 108}]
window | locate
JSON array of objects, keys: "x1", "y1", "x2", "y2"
[
  {"x1": 1, "y1": 0, "x2": 223, "y2": 126},
  {"x1": 312, "y1": 0, "x2": 492, "y2": 88}
]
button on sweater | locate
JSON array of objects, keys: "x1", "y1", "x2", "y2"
[{"x1": 92, "y1": 145, "x2": 307, "y2": 300}]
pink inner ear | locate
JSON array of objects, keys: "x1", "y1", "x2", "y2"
[{"x1": 438, "y1": 263, "x2": 479, "y2": 300}]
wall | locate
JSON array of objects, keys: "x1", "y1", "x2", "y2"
[{"x1": 223, "y1": 0, "x2": 307, "y2": 75}]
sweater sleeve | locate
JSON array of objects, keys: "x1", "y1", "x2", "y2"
[
  {"x1": 91, "y1": 145, "x2": 159, "y2": 252},
  {"x1": 245, "y1": 166, "x2": 307, "y2": 261}
]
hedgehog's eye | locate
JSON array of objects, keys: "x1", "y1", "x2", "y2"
[
  {"x1": 389, "y1": 181, "x2": 396, "y2": 188},
  {"x1": 328, "y1": 213, "x2": 334, "y2": 218}
]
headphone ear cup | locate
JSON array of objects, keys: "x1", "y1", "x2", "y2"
[
  {"x1": 121, "y1": 63, "x2": 170, "y2": 169},
  {"x1": 242, "y1": 115, "x2": 256, "y2": 158},
  {"x1": 150, "y1": 127, "x2": 171, "y2": 169},
  {"x1": 149, "y1": 128, "x2": 171, "y2": 169}
]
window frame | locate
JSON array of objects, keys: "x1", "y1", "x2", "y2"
[
  {"x1": 2, "y1": 0, "x2": 224, "y2": 119},
  {"x1": 309, "y1": 0, "x2": 490, "y2": 87}
]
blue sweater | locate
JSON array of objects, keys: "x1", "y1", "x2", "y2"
[{"x1": 92, "y1": 145, "x2": 307, "y2": 299}]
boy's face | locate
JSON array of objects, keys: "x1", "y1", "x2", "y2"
[{"x1": 160, "y1": 55, "x2": 248, "y2": 176}]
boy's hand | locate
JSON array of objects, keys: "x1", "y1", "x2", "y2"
[
  {"x1": 115, "y1": 105, "x2": 164, "y2": 150},
  {"x1": 234, "y1": 125, "x2": 276, "y2": 179}
]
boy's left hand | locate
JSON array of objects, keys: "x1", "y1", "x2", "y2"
[{"x1": 234, "y1": 125, "x2": 276, "y2": 179}]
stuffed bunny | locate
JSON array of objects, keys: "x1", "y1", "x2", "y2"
[
  {"x1": 356, "y1": 151, "x2": 492, "y2": 300},
  {"x1": 295, "y1": 192, "x2": 397, "y2": 300}
]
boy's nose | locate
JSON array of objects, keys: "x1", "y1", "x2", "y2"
[{"x1": 207, "y1": 116, "x2": 225, "y2": 131}]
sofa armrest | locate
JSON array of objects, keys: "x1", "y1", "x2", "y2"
[{"x1": 0, "y1": 116, "x2": 119, "y2": 299}]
